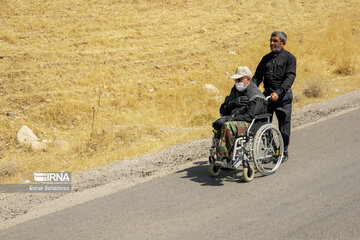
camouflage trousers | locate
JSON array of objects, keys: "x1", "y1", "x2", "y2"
[{"x1": 216, "y1": 121, "x2": 249, "y2": 159}]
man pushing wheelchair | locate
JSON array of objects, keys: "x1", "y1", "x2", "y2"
[
  {"x1": 210, "y1": 65, "x2": 285, "y2": 181},
  {"x1": 212, "y1": 66, "x2": 268, "y2": 168}
]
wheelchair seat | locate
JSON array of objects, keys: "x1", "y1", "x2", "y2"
[{"x1": 247, "y1": 114, "x2": 272, "y2": 136}]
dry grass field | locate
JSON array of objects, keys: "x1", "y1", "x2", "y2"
[{"x1": 0, "y1": 0, "x2": 359, "y2": 183}]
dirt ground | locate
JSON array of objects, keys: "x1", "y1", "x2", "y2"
[{"x1": 1, "y1": 89, "x2": 359, "y2": 229}]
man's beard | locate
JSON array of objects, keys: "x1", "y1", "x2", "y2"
[{"x1": 271, "y1": 45, "x2": 282, "y2": 53}]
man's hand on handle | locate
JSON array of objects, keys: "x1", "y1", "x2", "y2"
[{"x1": 269, "y1": 92, "x2": 279, "y2": 101}]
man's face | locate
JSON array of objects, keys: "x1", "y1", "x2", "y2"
[
  {"x1": 235, "y1": 76, "x2": 251, "y2": 87},
  {"x1": 270, "y1": 35, "x2": 285, "y2": 53}
]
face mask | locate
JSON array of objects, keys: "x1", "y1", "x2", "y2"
[{"x1": 235, "y1": 82, "x2": 246, "y2": 92}]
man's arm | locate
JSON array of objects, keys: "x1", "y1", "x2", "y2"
[
  {"x1": 251, "y1": 57, "x2": 265, "y2": 87},
  {"x1": 274, "y1": 54, "x2": 296, "y2": 97},
  {"x1": 220, "y1": 96, "x2": 231, "y2": 116},
  {"x1": 220, "y1": 87, "x2": 235, "y2": 115},
  {"x1": 221, "y1": 96, "x2": 249, "y2": 116}
]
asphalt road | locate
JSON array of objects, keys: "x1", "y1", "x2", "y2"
[{"x1": 1, "y1": 108, "x2": 360, "y2": 240}]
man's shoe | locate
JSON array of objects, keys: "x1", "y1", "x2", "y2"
[
  {"x1": 215, "y1": 157, "x2": 230, "y2": 168},
  {"x1": 282, "y1": 155, "x2": 288, "y2": 163}
]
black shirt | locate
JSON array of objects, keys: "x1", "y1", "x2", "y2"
[{"x1": 252, "y1": 49, "x2": 296, "y2": 98}]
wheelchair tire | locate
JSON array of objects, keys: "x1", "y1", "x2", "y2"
[
  {"x1": 253, "y1": 123, "x2": 284, "y2": 176},
  {"x1": 243, "y1": 165, "x2": 255, "y2": 182},
  {"x1": 209, "y1": 163, "x2": 221, "y2": 177}
]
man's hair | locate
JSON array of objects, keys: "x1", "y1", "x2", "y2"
[{"x1": 271, "y1": 31, "x2": 287, "y2": 43}]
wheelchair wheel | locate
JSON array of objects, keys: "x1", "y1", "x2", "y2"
[
  {"x1": 243, "y1": 165, "x2": 255, "y2": 182},
  {"x1": 253, "y1": 123, "x2": 284, "y2": 176},
  {"x1": 209, "y1": 163, "x2": 221, "y2": 177}
]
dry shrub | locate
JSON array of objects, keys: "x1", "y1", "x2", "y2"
[
  {"x1": 0, "y1": 158, "x2": 17, "y2": 178},
  {"x1": 332, "y1": 57, "x2": 353, "y2": 76},
  {"x1": 303, "y1": 81, "x2": 323, "y2": 98},
  {"x1": 292, "y1": 92, "x2": 302, "y2": 104}
]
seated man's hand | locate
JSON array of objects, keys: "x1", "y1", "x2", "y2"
[{"x1": 228, "y1": 96, "x2": 249, "y2": 108}]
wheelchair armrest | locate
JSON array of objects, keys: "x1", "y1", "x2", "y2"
[{"x1": 254, "y1": 114, "x2": 272, "y2": 120}]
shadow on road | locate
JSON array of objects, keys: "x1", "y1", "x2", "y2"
[{"x1": 177, "y1": 161, "x2": 245, "y2": 186}]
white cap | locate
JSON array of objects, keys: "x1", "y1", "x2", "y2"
[{"x1": 230, "y1": 66, "x2": 252, "y2": 79}]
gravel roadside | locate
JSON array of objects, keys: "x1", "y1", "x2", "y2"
[{"x1": 1, "y1": 89, "x2": 359, "y2": 227}]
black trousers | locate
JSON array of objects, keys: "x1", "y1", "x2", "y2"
[{"x1": 266, "y1": 89, "x2": 293, "y2": 156}]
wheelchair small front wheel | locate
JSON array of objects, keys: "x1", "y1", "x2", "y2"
[
  {"x1": 209, "y1": 163, "x2": 221, "y2": 177},
  {"x1": 243, "y1": 165, "x2": 255, "y2": 182}
]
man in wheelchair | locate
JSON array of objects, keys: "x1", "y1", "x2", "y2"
[{"x1": 212, "y1": 66, "x2": 267, "y2": 168}]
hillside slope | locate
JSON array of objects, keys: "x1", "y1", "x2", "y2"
[{"x1": 0, "y1": 0, "x2": 359, "y2": 182}]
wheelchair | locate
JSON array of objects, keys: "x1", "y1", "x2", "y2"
[{"x1": 208, "y1": 113, "x2": 284, "y2": 182}]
